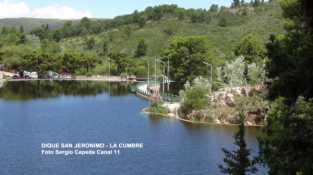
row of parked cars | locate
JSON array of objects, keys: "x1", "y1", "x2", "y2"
[
  {"x1": 12, "y1": 71, "x2": 72, "y2": 80},
  {"x1": 13, "y1": 71, "x2": 38, "y2": 79}
]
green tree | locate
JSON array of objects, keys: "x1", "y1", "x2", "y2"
[
  {"x1": 109, "y1": 52, "x2": 129, "y2": 74},
  {"x1": 101, "y1": 40, "x2": 109, "y2": 56},
  {"x1": 30, "y1": 24, "x2": 50, "y2": 40},
  {"x1": 40, "y1": 39, "x2": 61, "y2": 54},
  {"x1": 79, "y1": 52, "x2": 98, "y2": 73},
  {"x1": 80, "y1": 17, "x2": 91, "y2": 32},
  {"x1": 259, "y1": 97, "x2": 313, "y2": 175},
  {"x1": 85, "y1": 37, "x2": 96, "y2": 50},
  {"x1": 61, "y1": 52, "x2": 80, "y2": 73},
  {"x1": 266, "y1": 0, "x2": 313, "y2": 101},
  {"x1": 223, "y1": 56, "x2": 246, "y2": 87},
  {"x1": 19, "y1": 26, "x2": 24, "y2": 33},
  {"x1": 137, "y1": 17, "x2": 146, "y2": 28},
  {"x1": 123, "y1": 25, "x2": 132, "y2": 38},
  {"x1": 219, "y1": 112, "x2": 257, "y2": 175},
  {"x1": 189, "y1": 10, "x2": 209, "y2": 23},
  {"x1": 162, "y1": 36, "x2": 212, "y2": 87},
  {"x1": 135, "y1": 39, "x2": 148, "y2": 58},
  {"x1": 17, "y1": 34, "x2": 27, "y2": 45},
  {"x1": 52, "y1": 30, "x2": 63, "y2": 42},
  {"x1": 180, "y1": 77, "x2": 210, "y2": 115},
  {"x1": 218, "y1": 17, "x2": 227, "y2": 27},
  {"x1": 260, "y1": 1, "x2": 313, "y2": 175},
  {"x1": 235, "y1": 34, "x2": 266, "y2": 64}
]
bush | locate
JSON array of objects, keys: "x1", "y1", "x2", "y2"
[
  {"x1": 146, "y1": 103, "x2": 168, "y2": 115},
  {"x1": 218, "y1": 17, "x2": 227, "y2": 27},
  {"x1": 180, "y1": 77, "x2": 210, "y2": 115}
]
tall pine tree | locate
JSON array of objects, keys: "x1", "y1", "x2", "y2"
[
  {"x1": 219, "y1": 112, "x2": 257, "y2": 175},
  {"x1": 135, "y1": 39, "x2": 148, "y2": 58}
]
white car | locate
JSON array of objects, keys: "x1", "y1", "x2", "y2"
[
  {"x1": 30, "y1": 72, "x2": 38, "y2": 79},
  {"x1": 23, "y1": 71, "x2": 38, "y2": 79}
]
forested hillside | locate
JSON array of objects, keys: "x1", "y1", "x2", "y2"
[{"x1": 0, "y1": 0, "x2": 284, "y2": 76}]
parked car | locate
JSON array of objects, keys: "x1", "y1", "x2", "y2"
[
  {"x1": 47, "y1": 71, "x2": 59, "y2": 79},
  {"x1": 12, "y1": 74, "x2": 20, "y2": 79},
  {"x1": 23, "y1": 71, "x2": 38, "y2": 79}
]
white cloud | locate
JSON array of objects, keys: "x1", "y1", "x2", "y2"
[
  {"x1": 31, "y1": 5, "x2": 92, "y2": 19},
  {"x1": 0, "y1": 0, "x2": 92, "y2": 19},
  {"x1": 0, "y1": 1, "x2": 30, "y2": 18}
]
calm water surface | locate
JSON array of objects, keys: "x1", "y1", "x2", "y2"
[{"x1": 0, "y1": 81, "x2": 265, "y2": 175}]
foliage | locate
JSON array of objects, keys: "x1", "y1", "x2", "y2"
[
  {"x1": 189, "y1": 9, "x2": 211, "y2": 23},
  {"x1": 217, "y1": 56, "x2": 265, "y2": 88},
  {"x1": 266, "y1": 0, "x2": 313, "y2": 102},
  {"x1": 0, "y1": 2, "x2": 284, "y2": 77},
  {"x1": 223, "y1": 56, "x2": 246, "y2": 87},
  {"x1": 259, "y1": 97, "x2": 313, "y2": 175},
  {"x1": 218, "y1": 17, "x2": 228, "y2": 27},
  {"x1": 219, "y1": 112, "x2": 257, "y2": 175},
  {"x1": 134, "y1": 39, "x2": 148, "y2": 58},
  {"x1": 260, "y1": 1, "x2": 313, "y2": 174},
  {"x1": 247, "y1": 62, "x2": 265, "y2": 85},
  {"x1": 180, "y1": 77, "x2": 210, "y2": 115},
  {"x1": 146, "y1": 102, "x2": 168, "y2": 115},
  {"x1": 235, "y1": 34, "x2": 266, "y2": 64},
  {"x1": 85, "y1": 37, "x2": 96, "y2": 50},
  {"x1": 100, "y1": 40, "x2": 109, "y2": 56},
  {"x1": 108, "y1": 52, "x2": 129, "y2": 75},
  {"x1": 162, "y1": 36, "x2": 213, "y2": 87},
  {"x1": 234, "y1": 95, "x2": 267, "y2": 116}
]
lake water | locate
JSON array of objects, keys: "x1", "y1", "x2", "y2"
[{"x1": 0, "y1": 81, "x2": 265, "y2": 175}]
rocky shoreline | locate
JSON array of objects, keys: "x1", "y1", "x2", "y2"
[
  {"x1": 143, "y1": 85, "x2": 267, "y2": 127},
  {"x1": 143, "y1": 106, "x2": 264, "y2": 127}
]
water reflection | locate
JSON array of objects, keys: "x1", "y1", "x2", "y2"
[
  {"x1": 0, "y1": 81, "x2": 265, "y2": 175},
  {"x1": 0, "y1": 80, "x2": 131, "y2": 101}
]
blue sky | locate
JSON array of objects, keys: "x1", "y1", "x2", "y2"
[{"x1": 0, "y1": 0, "x2": 232, "y2": 19}]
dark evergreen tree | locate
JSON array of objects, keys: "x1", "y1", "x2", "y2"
[
  {"x1": 266, "y1": 0, "x2": 313, "y2": 102},
  {"x1": 260, "y1": 0, "x2": 313, "y2": 174},
  {"x1": 101, "y1": 41, "x2": 109, "y2": 56},
  {"x1": 19, "y1": 25, "x2": 24, "y2": 33},
  {"x1": 259, "y1": 97, "x2": 313, "y2": 175},
  {"x1": 219, "y1": 112, "x2": 257, "y2": 175},
  {"x1": 135, "y1": 39, "x2": 147, "y2": 57}
]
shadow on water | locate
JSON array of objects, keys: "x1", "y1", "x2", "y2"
[{"x1": 0, "y1": 80, "x2": 132, "y2": 101}]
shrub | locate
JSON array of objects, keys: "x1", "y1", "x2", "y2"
[
  {"x1": 146, "y1": 103, "x2": 168, "y2": 115},
  {"x1": 180, "y1": 77, "x2": 210, "y2": 115}
]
